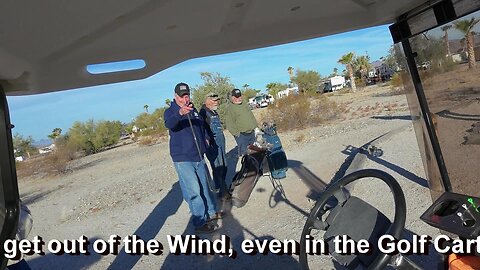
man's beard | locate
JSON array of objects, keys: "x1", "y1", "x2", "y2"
[{"x1": 211, "y1": 105, "x2": 218, "y2": 110}]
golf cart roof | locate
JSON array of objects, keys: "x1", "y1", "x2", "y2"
[{"x1": 0, "y1": 0, "x2": 426, "y2": 96}]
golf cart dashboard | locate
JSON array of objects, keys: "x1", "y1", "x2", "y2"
[{"x1": 421, "y1": 192, "x2": 480, "y2": 239}]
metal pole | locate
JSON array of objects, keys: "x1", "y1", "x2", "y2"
[{"x1": 186, "y1": 112, "x2": 219, "y2": 193}]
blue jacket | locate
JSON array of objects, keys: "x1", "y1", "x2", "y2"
[{"x1": 164, "y1": 101, "x2": 209, "y2": 162}]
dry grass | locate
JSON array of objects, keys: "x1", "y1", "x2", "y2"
[
  {"x1": 16, "y1": 131, "x2": 169, "y2": 179},
  {"x1": 138, "y1": 137, "x2": 154, "y2": 146},
  {"x1": 338, "y1": 88, "x2": 352, "y2": 95},
  {"x1": 16, "y1": 148, "x2": 74, "y2": 179},
  {"x1": 137, "y1": 133, "x2": 168, "y2": 146},
  {"x1": 421, "y1": 65, "x2": 480, "y2": 112},
  {"x1": 294, "y1": 133, "x2": 306, "y2": 143},
  {"x1": 390, "y1": 73, "x2": 402, "y2": 88},
  {"x1": 265, "y1": 93, "x2": 343, "y2": 131}
]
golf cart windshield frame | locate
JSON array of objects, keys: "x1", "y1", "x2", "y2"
[
  {"x1": 389, "y1": 0, "x2": 480, "y2": 200},
  {"x1": 0, "y1": 87, "x2": 20, "y2": 269}
]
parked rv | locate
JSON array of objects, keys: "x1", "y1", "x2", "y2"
[
  {"x1": 367, "y1": 60, "x2": 394, "y2": 84},
  {"x1": 321, "y1": 76, "x2": 346, "y2": 92}
]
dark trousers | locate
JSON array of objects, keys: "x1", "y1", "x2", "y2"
[
  {"x1": 234, "y1": 132, "x2": 255, "y2": 157},
  {"x1": 206, "y1": 143, "x2": 229, "y2": 196}
]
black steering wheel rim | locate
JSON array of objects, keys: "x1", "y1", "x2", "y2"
[{"x1": 300, "y1": 169, "x2": 406, "y2": 270}]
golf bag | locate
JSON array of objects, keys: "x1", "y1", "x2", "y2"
[
  {"x1": 230, "y1": 122, "x2": 288, "y2": 208},
  {"x1": 262, "y1": 122, "x2": 288, "y2": 179},
  {"x1": 230, "y1": 147, "x2": 268, "y2": 208}
]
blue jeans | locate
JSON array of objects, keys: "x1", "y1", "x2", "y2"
[
  {"x1": 174, "y1": 160, "x2": 218, "y2": 227},
  {"x1": 206, "y1": 142, "x2": 228, "y2": 196},
  {"x1": 234, "y1": 132, "x2": 255, "y2": 157}
]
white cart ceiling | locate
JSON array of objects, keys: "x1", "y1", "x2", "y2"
[{"x1": 0, "y1": 0, "x2": 426, "y2": 95}]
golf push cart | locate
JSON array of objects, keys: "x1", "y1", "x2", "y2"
[{"x1": 1, "y1": 0, "x2": 480, "y2": 269}]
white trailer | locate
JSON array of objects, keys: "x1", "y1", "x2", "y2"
[{"x1": 322, "y1": 76, "x2": 346, "y2": 92}]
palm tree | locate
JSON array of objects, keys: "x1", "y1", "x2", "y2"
[
  {"x1": 353, "y1": 55, "x2": 371, "y2": 84},
  {"x1": 243, "y1": 83, "x2": 250, "y2": 90},
  {"x1": 144, "y1": 104, "x2": 149, "y2": 113},
  {"x1": 441, "y1": 24, "x2": 452, "y2": 58},
  {"x1": 338, "y1": 52, "x2": 356, "y2": 92},
  {"x1": 287, "y1": 66, "x2": 294, "y2": 84},
  {"x1": 165, "y1": 99, "x2": 171, "y2": 107},
  {"x1": 453, "y1": 17, "x2": 480, "y2": 69},
  {"x1": 48, "y1": 128, "x2": 62, "y2": 140},
  {"x1": 333, "y1": 67, "x2": 338, "y2": 76}
]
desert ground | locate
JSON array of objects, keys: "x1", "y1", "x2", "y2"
[{"x1": 17, "y1": 84, "x2": 442, "y2": 269}]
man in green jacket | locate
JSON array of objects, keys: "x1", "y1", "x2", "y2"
[{"x1": 225, "y1": 88, "x2": 258, "y2": 157}]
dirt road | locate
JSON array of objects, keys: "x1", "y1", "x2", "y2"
[{"x1": 18, "y1": 85, "x2": 440, "y2": 269}]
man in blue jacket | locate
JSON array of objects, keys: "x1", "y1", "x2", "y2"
[{"x1": 164, "y1": 82, "x2": 220, "y2": 234}]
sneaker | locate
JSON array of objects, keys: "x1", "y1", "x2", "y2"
[{"x1": 194, "y1": 223, "x2": 218, "y2": 234}]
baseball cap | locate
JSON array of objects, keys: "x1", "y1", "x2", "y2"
[
  {"x1": 206, "y1": 92, "x2": 219, "y2": 101},
  {"x1": 231, "y1": 88, "x2": 242, "y2": 98},
  {"x1": 174, "y1": 82, "x2": 190, "y2": 96}
]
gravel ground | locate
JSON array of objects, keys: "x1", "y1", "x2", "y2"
[{"x1": 17, "y1": 85, "x2": 440, "y2": 269}]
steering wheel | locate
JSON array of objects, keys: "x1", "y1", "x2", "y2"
[{"x1": 300, "y1": 169, "x2": 406, "y2": 270}]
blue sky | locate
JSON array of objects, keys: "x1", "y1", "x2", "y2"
[{"x1": 7, "y1": 25, "x2": 394, "y2": 141}]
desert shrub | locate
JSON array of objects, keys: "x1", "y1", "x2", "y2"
[
  {"x1": 291, "y1": 70, "x2": 321, "y2": 93},
  {"x1": 310, "y1": 94, "x2": 342, "y2": 122},
  {"x1": 138, "y1": 137, "x2": 154, "y2": 146},
  {"x1": 294, "y1": 133, "x2": 305, "y2": 143},
  {"x1": 338, "y1": 88, "x2": 351, "y2": 95},
  {"x1": 43, "y1": 149, "x2": 70, "y2": 174},
  {"x1": 390, "y1": 73, "x2": 402, "y2": 88},
  {"x1": 67, "y1": 120, "x2": 96, "y2": 154},
  {"x1": 139, "y1": 128, "x2": 168, "y2": 137},
  {"x1": 92, "y1": 120, "x2": 123, "y2": 149},
  {"x1": 373, "y1": 73, "x2": 407, "y2": 96},
  {"x1": 265, "y1": 93, "x2": 342, "y2": 131},
  {"x1": 15, "y1": 141, "x2": 79, "y2": 178},
  {"x1": 13, "y1": 134, "x2": 36, "y2": 159},
  {"x1": 431, "y1": 57, "x2": 456, "y2": 74},
  {"x1": 66, "y1": 119, "x2": 123, "y2": 154},
  {"x1": 355, "y1": 77, "x2": 366, "y2": 88},
  {"x1": 132, "y1": 107, "x2": 169, "y2": 139},
  {"x1": 138, "y1": 131, "x2": 167, "y2": 146},
  {"x1": 15, "y1": 159, "x2": 36, "y2": 178},
  {"x1": 266, "y1": 94, "x2": 310, "y2": 130}
]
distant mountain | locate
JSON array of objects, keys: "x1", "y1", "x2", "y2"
[{"x1": 33, "y1": 138, "x2": 52, "y2": 148}]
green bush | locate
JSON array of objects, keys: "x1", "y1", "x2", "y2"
[
  {"x1": 291, "y1": 69, "x2": 321, "y2": 93},
  {"x1": 67, "y1": 119, "x2": 123, "y2": 154},
  {"x1": 92, "y1": 120, "x2": 123, "y2": 149},
  {"x1": 13, "y1": 133, "x2": 36, "y2": 158},
  {"x1": 134, "y1": 107, "x2": 168, "y2": 137}
]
